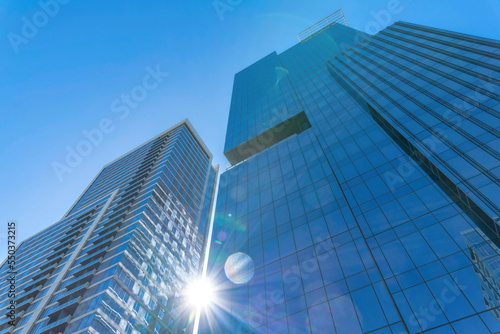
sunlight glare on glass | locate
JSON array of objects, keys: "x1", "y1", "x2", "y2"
[{"x1": 187, "y1": 279, "x2": 214, "y2": 309}]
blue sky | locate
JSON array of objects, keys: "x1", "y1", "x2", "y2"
[{"x1": 1, "y1": 0, "x2": 499, "y2": 243}]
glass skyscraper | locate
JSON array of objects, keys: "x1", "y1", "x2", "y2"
[
  {"x1": 0, "y1": 120, "x2": 217, "y2": 334},
  {"x1": 203, "y1": 12, "x2": 500, "y2": 334}
]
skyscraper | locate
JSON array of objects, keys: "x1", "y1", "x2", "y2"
[
  {"x1": 203, "y1": 10, "x2": 500, "y2": 334},
  {"x1": 0, "y1": 120, "x2": 218, "y2": 334}
]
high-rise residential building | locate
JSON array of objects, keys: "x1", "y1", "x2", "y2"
[
  {"x1": 203, "y1": 9, "x2": 500, "y2": 334},
  {"x1": 0, "y1": 120, "x2": 218, "y2": 334}
]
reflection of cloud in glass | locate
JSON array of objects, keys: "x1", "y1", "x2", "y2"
[
  {"x1": 274, "y1": 67, "x2": 290, "y2": 87},
  {"x1": 224, "y1": 252, "x2": 254, "y2": 284},
  {"x1": 229, "y1": 184, "x2": 249, "y2": 202}
]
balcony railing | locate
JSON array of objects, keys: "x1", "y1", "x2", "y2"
[
  {"x1": 55, "y1": 282, "x2": 89, "y2": 303},
  {"x1": 64, "y1": 269, "x2": 95, "y2": 290},
  {"x1": 22, "y1": 273, "x2": 50, "y2": 292},
  {"x1": 86, "y1": 236, "x2": 114, "y2": 253},
  {"x1": 16, "y1": 297, "x2": 33, "y2": 313},
  {"x1": 297, "y1": 9, "x2": 348, "y2": 42},
  {"x1": 71, "y1": 258, "x2": 102, "y2": 278},
  {"x1": 38, "y1": 315, "x2": 71, "y2": 334},
  {"x1": 16, "y1": 286, "x2": 41, "y2": 304},
  {"x1": 46, "y1": 296, "x2": 81, "y2": 318}
]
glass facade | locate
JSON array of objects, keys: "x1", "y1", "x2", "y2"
[
  {"x1": 203, "y1": 18, "x2": 500, "y2": 334},
  {"x1": 0, "y1": 120, "x2": 218, "y2": 334}
]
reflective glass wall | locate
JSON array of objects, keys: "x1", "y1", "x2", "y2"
[{"x1": 203, "y1": 20, "x2": 500, "y2": 334}]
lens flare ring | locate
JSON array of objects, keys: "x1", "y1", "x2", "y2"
[{"x1": 224, "y1": 252, "x2": 255, "y2": 284}]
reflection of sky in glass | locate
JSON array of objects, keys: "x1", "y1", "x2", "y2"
[{"x1": 224, "y1": 252, "x2": 255, "y2": 284}]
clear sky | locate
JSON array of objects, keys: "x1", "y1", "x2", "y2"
[{"x1": 1, "y1": 0, "x2": 499, "y2": 245}]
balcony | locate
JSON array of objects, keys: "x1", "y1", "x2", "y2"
[
  {"x1": 96, "y1": 224, "x2": 119, "y2": 237},
  {"x1": 90, "y1": 230, "x2": 116, "y2": 246},
  {"x1": 64, "y1": 269, "x2": 95, "y2": 290},
  {"x1": 80, "y1": 250, "x2": 106, "y2": 266},
  {"x1": 106, "y1": 206, "x2": 130, "y2": 221},
  {"x1": 22, "y1": 274, "x2": 50, "y2": 293},
  {"x1": 84, "y1": 240, "x2": 111, "y2": 256},
  {"x1": 73, "y1": 208, "x2": 96, "y2": 225},
  {"x1": 16, "y1": 296, "x2": 33, "y2": 313},
  {"x1": 38, "y1": 315, "x2": 72, "y2": 334},
  {"x1": 53, "y1": 239, "x2": 73, "y2": 252},
  {"x1": 65, "y1": 224, "x2": 83, "y2": 236},
  {"x1": 16, "y1": 286, "x2": 41, "y2": 304},
  {"x1": 55, "y1": 282, "x2": 89, "y2": 304},
  {"x1": 39, "y1": 258, "x2": 60, "y2": 271},
  {"x1": 46, "y1": 248, "x2": 68, "y2": 262},
  {"x1": 71, "y1": 258, "x2": 102, "y2": 278},
  {"x1": 32, "y1": 264, "x2": 56, "y2": 281},
  {"x1": 59, "y1": 232, "x2": 78, "y2": 244},
  {"x1": 101, "y1": 216, "x2": 124, "y2": 228},
  {"x1": 46, "y1": 296, "x2": 81, "y2": 319}
]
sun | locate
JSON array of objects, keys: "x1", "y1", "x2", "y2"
[{"x1": 186, "y1": 279, "x2": 214, "y2": 309}]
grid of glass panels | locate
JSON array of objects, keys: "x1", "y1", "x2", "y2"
[
  {"x1": 202, "y1": 21, "x2": 500, "y2": 334},
  {"x1": 224, "y1": 52, "x2": 303, "y2": 153}
]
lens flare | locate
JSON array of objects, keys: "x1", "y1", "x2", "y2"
[
  {"x1": 217, "y1": 231, "x2": 227, "y2": 242},
  {"x1": 224, "y1": 252, "x2": 255, "y2": 284}
]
